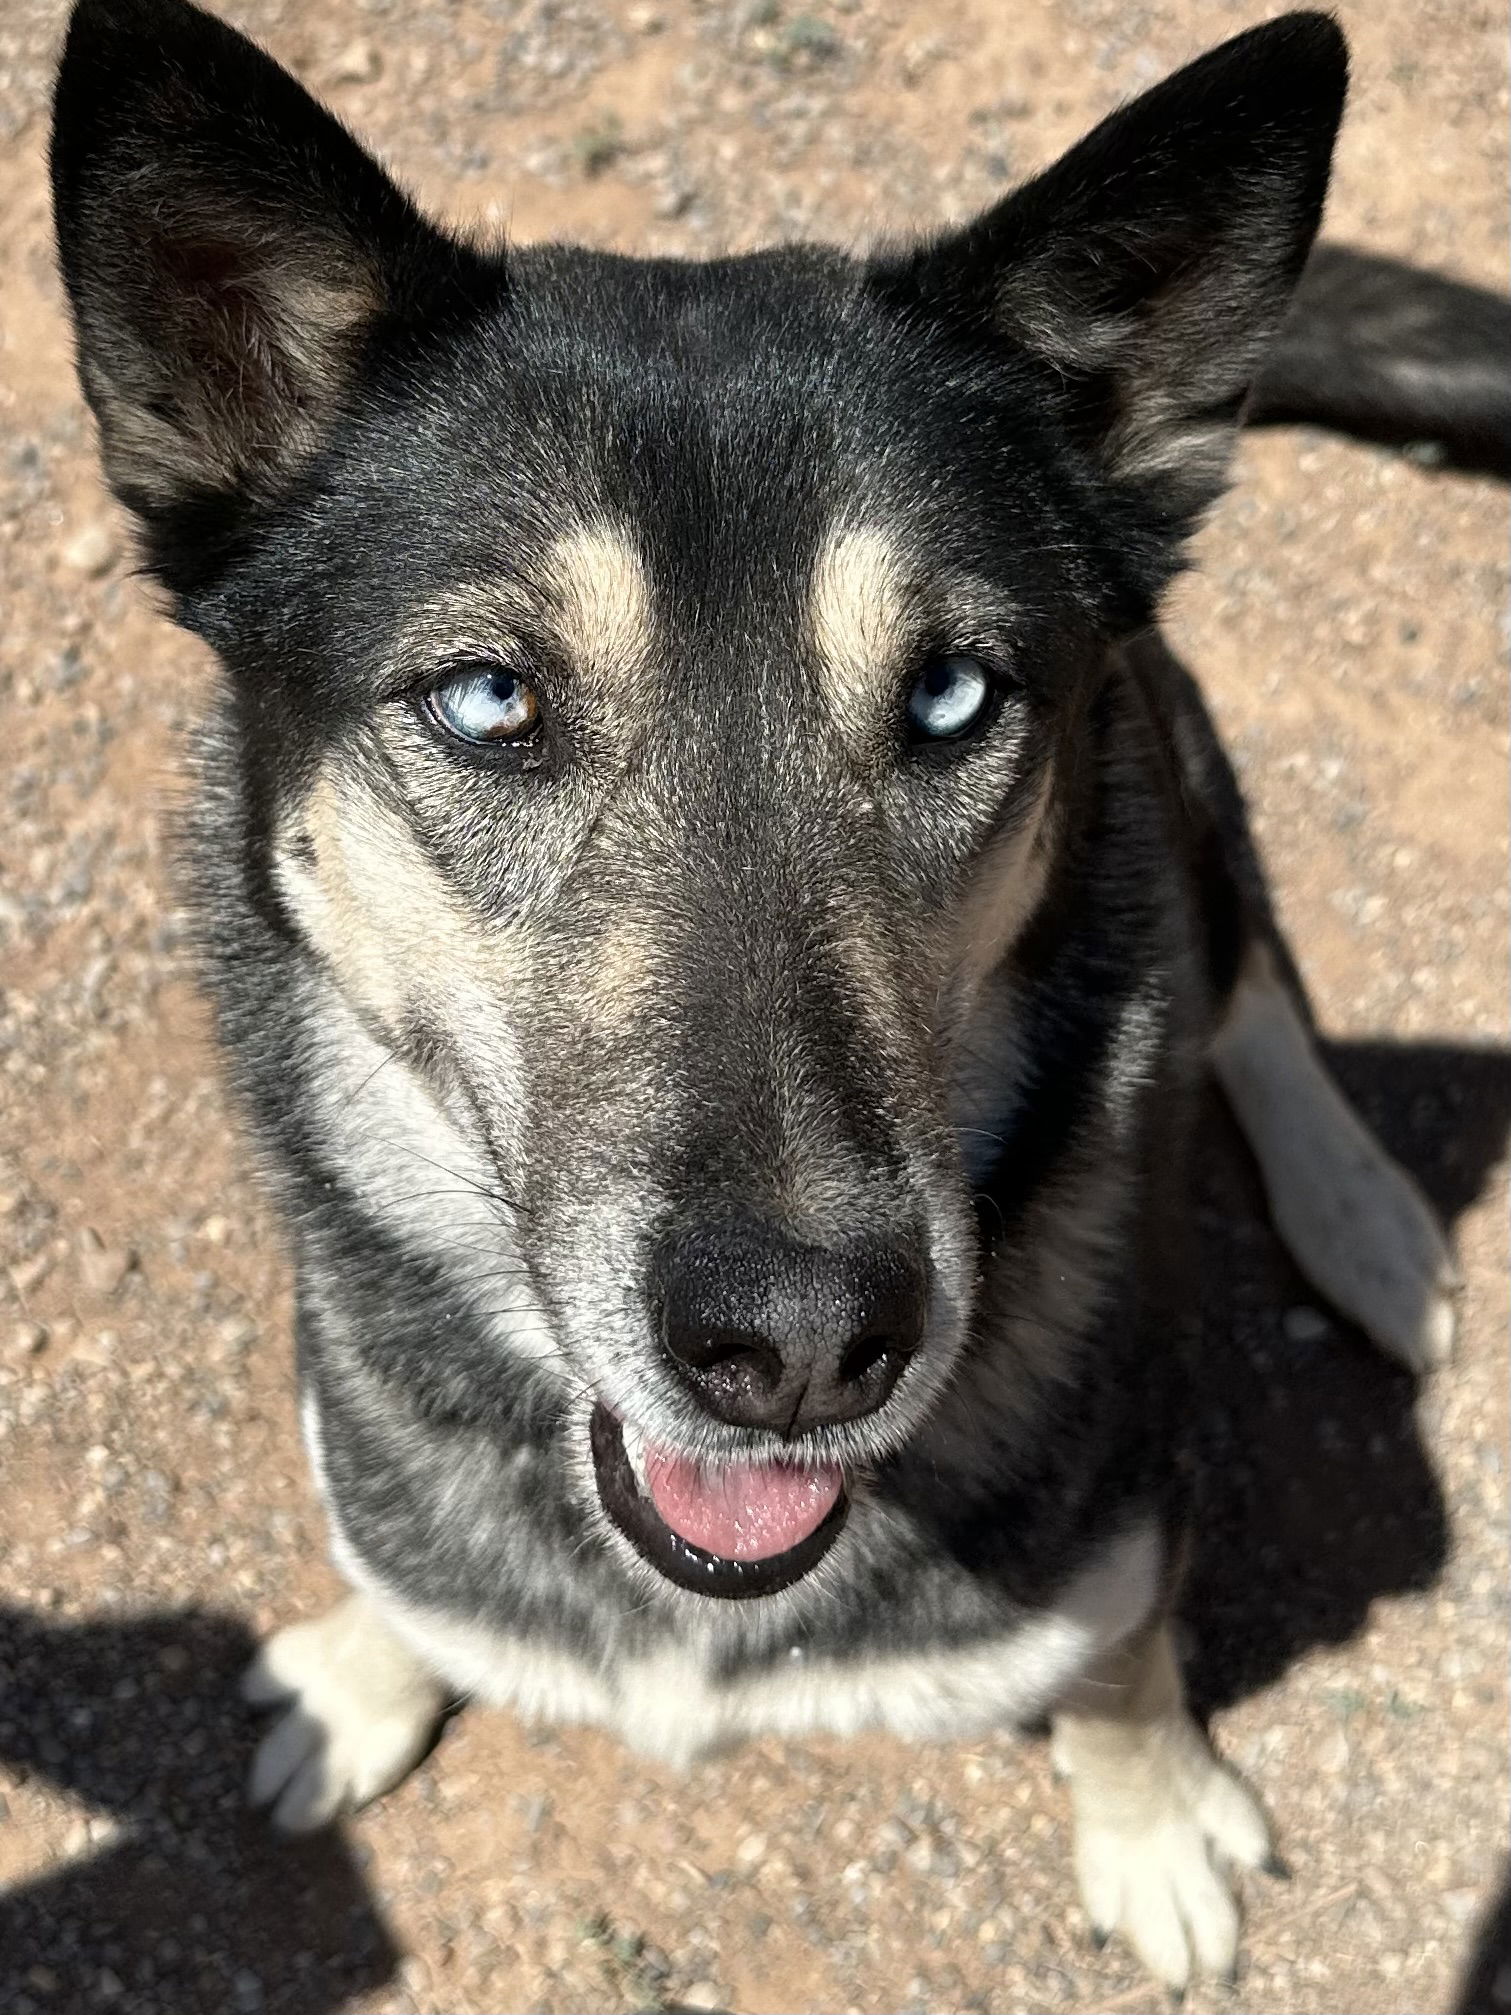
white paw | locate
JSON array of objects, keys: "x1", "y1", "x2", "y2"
[
  {"x1": 243, "y1": 1595, "x2": 447, "y2": 1833},
  {"x1": 1068, "y1": 1721, "x2": 1273, "y2": 1992}
]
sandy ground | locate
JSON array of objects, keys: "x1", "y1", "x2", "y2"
[{"x1": 0, "y1": 2, "x2": 1507, "y2": 2012}]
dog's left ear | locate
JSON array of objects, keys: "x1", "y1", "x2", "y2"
[{"x1": 871, "y1": 11, "x2": 1347, "y2": 536}]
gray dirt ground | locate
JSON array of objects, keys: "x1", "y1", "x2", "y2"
[{"x1": 0, "y1": 2, "x2": 1507, "y2": 2012}]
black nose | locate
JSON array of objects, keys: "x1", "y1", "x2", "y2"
[{"x1": 653, "y1": 1222, "x2": 928, "y2": 1434}]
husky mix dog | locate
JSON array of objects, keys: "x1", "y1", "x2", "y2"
[{"x1": 52, "y1": 0, "x2": 1484, "y2": 1989}]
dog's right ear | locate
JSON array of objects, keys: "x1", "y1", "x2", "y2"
[{"x1": 51, "y1": 0, "x2": 494, "y2": 564}]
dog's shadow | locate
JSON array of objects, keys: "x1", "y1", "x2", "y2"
[
  {"x1": 1454, "y1": 1869, "x2": 1511, "y2": 2015},
  {"x1": 0, "y1": 1605, "x2": 399, "y2": 2014},
  {"x1": 0, "y1": 1038, "x2": 1504, "y2": 2015},
  {"x1": 1183, "y1": 1034, "x2": 1510, "y2": 1713}
]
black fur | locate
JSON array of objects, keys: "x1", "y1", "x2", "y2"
[{"x1": 1251, "y1": 244, "x2": 1511, "y2": 478}]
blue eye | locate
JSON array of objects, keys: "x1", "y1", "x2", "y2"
[
  {"x1": 905, "y1": 654, "x2": 993, "y2": 741},
  {"x1": 425, "y1": 664, "x2": 541, "y2": 746}
]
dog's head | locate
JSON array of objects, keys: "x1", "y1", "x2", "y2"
[{"x1": 53, "y1": 0, "x2": 1344, "y2": 1601}]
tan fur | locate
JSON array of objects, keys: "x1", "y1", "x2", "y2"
[
  {"x1": 373, "y1": 520, "x2": 654, "y2": 709},
  {"x1": 946, "y1": 767, "x2": 1056, "y2": 1018},
  {"x1": 1052, "y1": 1619, "x2": 1273, "y2": 1990},
  {"x1": 275, "y1": 769, "x2": 470, "y2": 1035},
  {"x1": 576, "y1": 912, "x2": 661, "y2": 1038},
  {"x1": 543, "y1": 521, "x2": 657, "y2": 702},
  {"x1": 272, "y1": 764, "x2": 544, "y2": 1172},
  {"x1": 270, "y1": 522, "x2": 656, "y2": 1043},
  {"x1": 808, "y1": 525, "x2": 916, "y2": 720}
]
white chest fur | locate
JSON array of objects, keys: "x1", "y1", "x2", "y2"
[{"x1": 336, "y1": 1508, "x2": 1162, "y2": 1769}]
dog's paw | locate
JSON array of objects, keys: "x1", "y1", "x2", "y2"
[
  {"x1": 243, "y1": 1594, "x2": 447, "y2": 1833},
  {"x1": 1069, "y1": 1724, "x2": 1272, "y2": 1993}
]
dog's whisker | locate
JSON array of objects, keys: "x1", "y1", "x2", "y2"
[
  {"x1": 380, "y1": 1186, "x2": 523, "y2": 1215},
  {"x1": 340, "y1": 1048, "x2": 399, "y2": 1107},
  {"x1": 358, "y1": 1133, "x2": 531, "y2": 1224}
]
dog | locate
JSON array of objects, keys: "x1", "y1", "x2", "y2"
[{"x1": 51, "y1": 0, "x2": 1493, "y2": 1990}]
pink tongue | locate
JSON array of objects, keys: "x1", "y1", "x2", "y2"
[{"x1": 643, "y1": 1445, "x2": 843, "y2": 1561}]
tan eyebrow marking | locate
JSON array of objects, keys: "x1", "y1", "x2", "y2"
[
  {"x1": 542, "y1": 520, "x2": 656, "y2": 691},
  {"x1": 808, "y1": 524, "x2": 916, "y2": 716},
  {"x1": 381, "y1": 518, "x2": 655, "y2": 700}
]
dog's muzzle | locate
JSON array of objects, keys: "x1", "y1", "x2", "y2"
[{"x1": 586, "y1": 1217, "x2": 925, "y2": 1594}]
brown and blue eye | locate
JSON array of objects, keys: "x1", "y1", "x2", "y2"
[
  {"x1": 905, "y1": 654, "x2": 993, "y2": 740},
  {"x1": 425, "y1": 664, "x2": 540, "y2": 745}
]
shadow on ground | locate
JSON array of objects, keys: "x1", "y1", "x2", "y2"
[
  {"x1": 1455, "y1": 1868, "x2": 1511, "y2": 2015},
  {"x1": 1185, "y1": 1035, "x2": 1510, "y2": 1713},
  {"x1": 0, "y1": 1606, "x2": 398, "y2": 2015},
  {"x1": 0, "y1": 1036, "x2": 1505, "y2": 2015}
]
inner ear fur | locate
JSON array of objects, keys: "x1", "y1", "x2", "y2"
[{"x1": 51, "y1": 0, "x2": 497, "y2": 525}]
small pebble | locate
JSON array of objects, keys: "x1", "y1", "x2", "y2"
[
  {"x1": 1282, "y1": 1305, "x2": 1329, "y2": 1345},
  {"x1": 330, "y1": 37, "x2": 381, "y2": 83},
  {"x1": 61, "y1": 520, "x2": 119, "y2": 577},
  {"x1": 78, "y1": 1230, "x2": 135, "y2": 1298},
  {"x1": 214, "y1": 1315, "x2": 258, "y2": 1357},
  {"x1": 8, "y1": 1251, "x2": 53, "y2": 1298}
]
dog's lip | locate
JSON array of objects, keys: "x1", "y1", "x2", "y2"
[{"x1": 588, "y1": 1404, "x2": 849, "y2": 1599}]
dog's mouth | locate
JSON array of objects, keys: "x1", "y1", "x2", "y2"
[{"x1": 588, "y1": 1403, "x2": 849, "y2": 1598}]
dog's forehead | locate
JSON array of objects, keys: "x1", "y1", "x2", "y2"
[
  {"x1": 414, "y1": 248, "x2": 1025, "y2": 578},
  {"x1": 332, "y1": 249, "x2": 1080, "y2": 719},
  {"x1": 518, "y1": 515, "x2": 919, "y2": 742},
  {"x1": 518, "y1": 254, "x2": 916, "y2": 598}
]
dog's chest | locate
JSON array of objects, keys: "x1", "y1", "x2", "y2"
[{"x1": 349, "y1": 1519, "x2": 1160, "y2": 1768}]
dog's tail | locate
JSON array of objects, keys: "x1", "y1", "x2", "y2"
[{"x1": 1248, "y1": 245, "x2": 1511, "y2": 478}]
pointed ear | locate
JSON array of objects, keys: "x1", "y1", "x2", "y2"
[
  {"x1": 51, "y1": 0, "x2": 496, "y2": 535},
  {"x1": 870, "y1": 12, "x2": 1347, "y2": 532}
]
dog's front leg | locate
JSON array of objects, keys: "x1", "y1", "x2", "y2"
[
  {"x1": 1211, "y1": 941, "x2": 1458, "y2": 1371},
  {"x1": 1051, "y1": 1619, "x2": 1274, "y2": 1994},
  {"x1": 242, "y1": 1592, "x2": 449, "y2": 1832}
]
